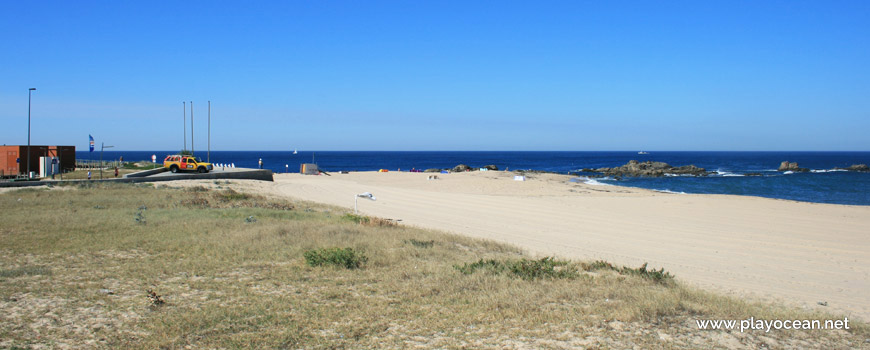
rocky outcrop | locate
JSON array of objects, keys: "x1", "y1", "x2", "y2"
[
  {"x1": 593, "y1": 160, "x2": 708, "y2": 177},
  {"x1": 451, "y1": 164, "x2": 471, "y2": 172},
  {"x1": 835, "y1": 164, "x2": 869, "y2": 172},
  {"x1": 778, "y1": 161, "x2": 809, "y2": 172},
  {"x1": 481, "y1": 164, "x2": 499, "y2": 171},
  {"x1": 424, "y1": 168, "x2": 443, "y2": 173}
]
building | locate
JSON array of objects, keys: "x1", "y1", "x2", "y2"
[{"x1": 1, "y1": 145, "x2": 76, "y2": 177}]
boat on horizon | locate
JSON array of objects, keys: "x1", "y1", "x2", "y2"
[
  {"x1": 293, "y1": 149, "x2": 298, "y2": 155},
  {"x1": 638, "y1": 151, "x2": 650, "y2": 155}
]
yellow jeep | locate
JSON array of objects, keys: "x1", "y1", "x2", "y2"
[{"x1": 163, "y1": 155, "x2": 213, "y2": 173}]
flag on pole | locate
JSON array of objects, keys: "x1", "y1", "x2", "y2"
[{"x1": 89, "y1": 135, "x2": 95, "y2": 152}]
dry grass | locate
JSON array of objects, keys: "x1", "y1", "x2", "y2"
[{"x1": 0, "y1": 183, "x2": 866, "y2": 349}]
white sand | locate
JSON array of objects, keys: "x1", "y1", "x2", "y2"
[{"x1": 242, "y1": 171, "x2": 870, "y2": 320}]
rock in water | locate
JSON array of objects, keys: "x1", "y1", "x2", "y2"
[
  {"x1": 452, "y1": 164, "x2": 471, "y2": 172},
  {"x1": 835, "y1": 164, "x2": 869, "y2": 172},
  {"x1": 481, "y1": 164, "x2": 499, "y2": 171},
  {"x1": 594, "y1": 160, "x2": 708, "y2": 177},
  {"x1": 778, "y1": 161, "x2": 809, "y2": 172}
]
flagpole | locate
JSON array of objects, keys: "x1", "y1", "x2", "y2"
[
  {"x1": 207, "y1": 100, "x2": 210, "y2": 163},
  {"x1": 191, "y1": 101, "x2": 194, "y2": 157}
]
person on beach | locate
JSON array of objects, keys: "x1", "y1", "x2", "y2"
[
  {"x1": 114, "y1": 167, "x2": 119, "y2": 177},
  {"x1": 259, "y1": 158, "x2": 263, "y2": 169},
  {"x1": 87, "y1": 171, "x2": 91, "y2": 180}
]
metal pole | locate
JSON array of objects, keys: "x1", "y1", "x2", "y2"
[
  {"x1": 27, "y1": 88, "x2": 35, "y2": 177},
  {"x1": 208, "y1": 100, "x2": 210, "y2": 163},
  {"x1": 100, "y1": 142, "x2": 104, "y2": 180},
  {"x1": 183, "y1": 102, "x2": 186, "y2": 152},
  {"x1": 191, "y1": 101, "x2": 194, "y2": 157},
  {"x1": 355, "y1": 196, "x2": 358, "y2": 214}
]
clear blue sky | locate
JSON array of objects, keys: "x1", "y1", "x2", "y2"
[{"x1": 1, "y1": 1, "x2": 868, "y2": 151}]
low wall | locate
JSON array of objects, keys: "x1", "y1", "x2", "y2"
[{"x1": 124, "y1": 168, "x2": 168, "y2": 178}]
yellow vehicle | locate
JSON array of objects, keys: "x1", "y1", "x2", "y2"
[{"x1": 163, "y1": 155, "x2": 213, "y2": 173}]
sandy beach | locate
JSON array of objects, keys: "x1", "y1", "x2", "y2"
[{"x1": 233, "y1": 171, "x2": 870, "y2": 320}]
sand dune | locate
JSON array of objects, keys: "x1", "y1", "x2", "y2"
[{"x1": 244, "y1": 171, "x2": 870, "y2": 320}]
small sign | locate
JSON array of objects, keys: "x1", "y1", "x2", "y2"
[
  {"x1": 152, "y1": 154, "x2": 157, "y2": 162},
  {"x1": 16, "y1": 158, "x2": 20, "y2": 163},
  {"x1": 514, "y1": 175, "x2": 525, "y2": 181},
  {"x1": 52, "y1": 158, "x2": 58, "y2": 164}
]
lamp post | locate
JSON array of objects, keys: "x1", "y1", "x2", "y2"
[
  {"x1": 100, "y1": 142, "x2": 114, "y2": 179},
  {"x1": 26, "y1": 88, "x2": 36, "y2": 177},
  {"x1": 354, "y1": 192, "x2": 376, "y2": 214}
]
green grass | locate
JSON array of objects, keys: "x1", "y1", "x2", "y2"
[
  {"x1": 0, "y1": 183, "x2": 866, "y2": 349},
  {"x1": 304, "y1": 247, "x2": 368, "y2": 269},
  {"x1": 455, "y1": 257, "x2": 580, "y2": 281}
]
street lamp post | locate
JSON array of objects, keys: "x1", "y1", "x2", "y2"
[
  {"x1": 100, "y1": 142, "x2": 114, "y2": 179},
  {"x1": 26, "y1": 88, "x2": 36, "y2": 178}
]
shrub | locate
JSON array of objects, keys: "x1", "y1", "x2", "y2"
[
  {"x1": 343, "y1": 214, "x2": 369, "y2": 224},
  {"x1": 584, "y1": 260, "x2": 673, "y2": 284},
  {"x1": 216, "y1": 189, "x2": 250, "y2": 201},
  {"x1": 304, "y1": 248, "x2": 368, "y2": 269},
  {"x1": 456, "y1": 257, "x2": 578, "y2": 280},
  {"x1": 407, "y1": 239, "x2": 434, "y2": 248},
  {"x1": 621, "y1": 263, "x2": 673, "y2": 284},
  {"x1": 343, "y1": 214, "x2": 397, "y2": 227}
]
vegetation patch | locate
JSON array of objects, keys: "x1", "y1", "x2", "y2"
[
  {"x1": 342, "y1": 213, "x2": 398, "y2": 227},
  {"x1": 215, "y1": 188, "x2": 250, "y2": 201},
  {"x1": 407, "y1": 239, "x2": 435, "y2": 248},
  {"x1": 455, "y1": 257, "x2": 579, "y2": 280},
  {"x1": 304, "y1": 247, "x2": 368, "y2": 269},
  {"x1": 584, "y1": 260, "x2": 674, "y2": 284},
  {"x1": 0, "y1": 266, "x2": 52, "y2": 278}
]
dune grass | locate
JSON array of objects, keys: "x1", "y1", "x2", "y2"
[{"x1": 0, "y1": 183, "x2": 866, "y2": 349}]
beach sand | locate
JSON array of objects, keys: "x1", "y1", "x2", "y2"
[{"x1": 233, "y1": 171, "x2": 870, "y2": 320}]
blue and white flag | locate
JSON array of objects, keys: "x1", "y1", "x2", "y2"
[{"x1": 89, "y1": 135, "x2": 95, "y2": 152}]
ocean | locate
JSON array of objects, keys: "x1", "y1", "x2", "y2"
[{"x1": 79, "y1": 151, "x2": 870, "y2": 206}]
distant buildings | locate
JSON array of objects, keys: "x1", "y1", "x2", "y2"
[{"x1": 0, "y1": 145, "x2": 75, "y2": 177}]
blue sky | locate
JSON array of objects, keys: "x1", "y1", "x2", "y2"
[{"x1": 1, "y1": 1, "x2": 868, "y2": 151}]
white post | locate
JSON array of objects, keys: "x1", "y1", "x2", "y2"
[{"x1": 354, "y1": 196, "x2": 358, "y2": 214}]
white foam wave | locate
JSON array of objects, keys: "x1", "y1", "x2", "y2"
[
  {"x1": 653, "y1": 189, "x2": 686, "y2": 194},
  {"x1": 811, "y1": 169, "x2": 847, "y2": 173},
  {"x1": 783, "y1": 171, "x2": 794, "y2": 175},
  {"x1": 572, "y1": 176, "x2": 613, "y2": 186},
  {"x1": 714, "y1": 170, "x2": 744, "y2": 177}
]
